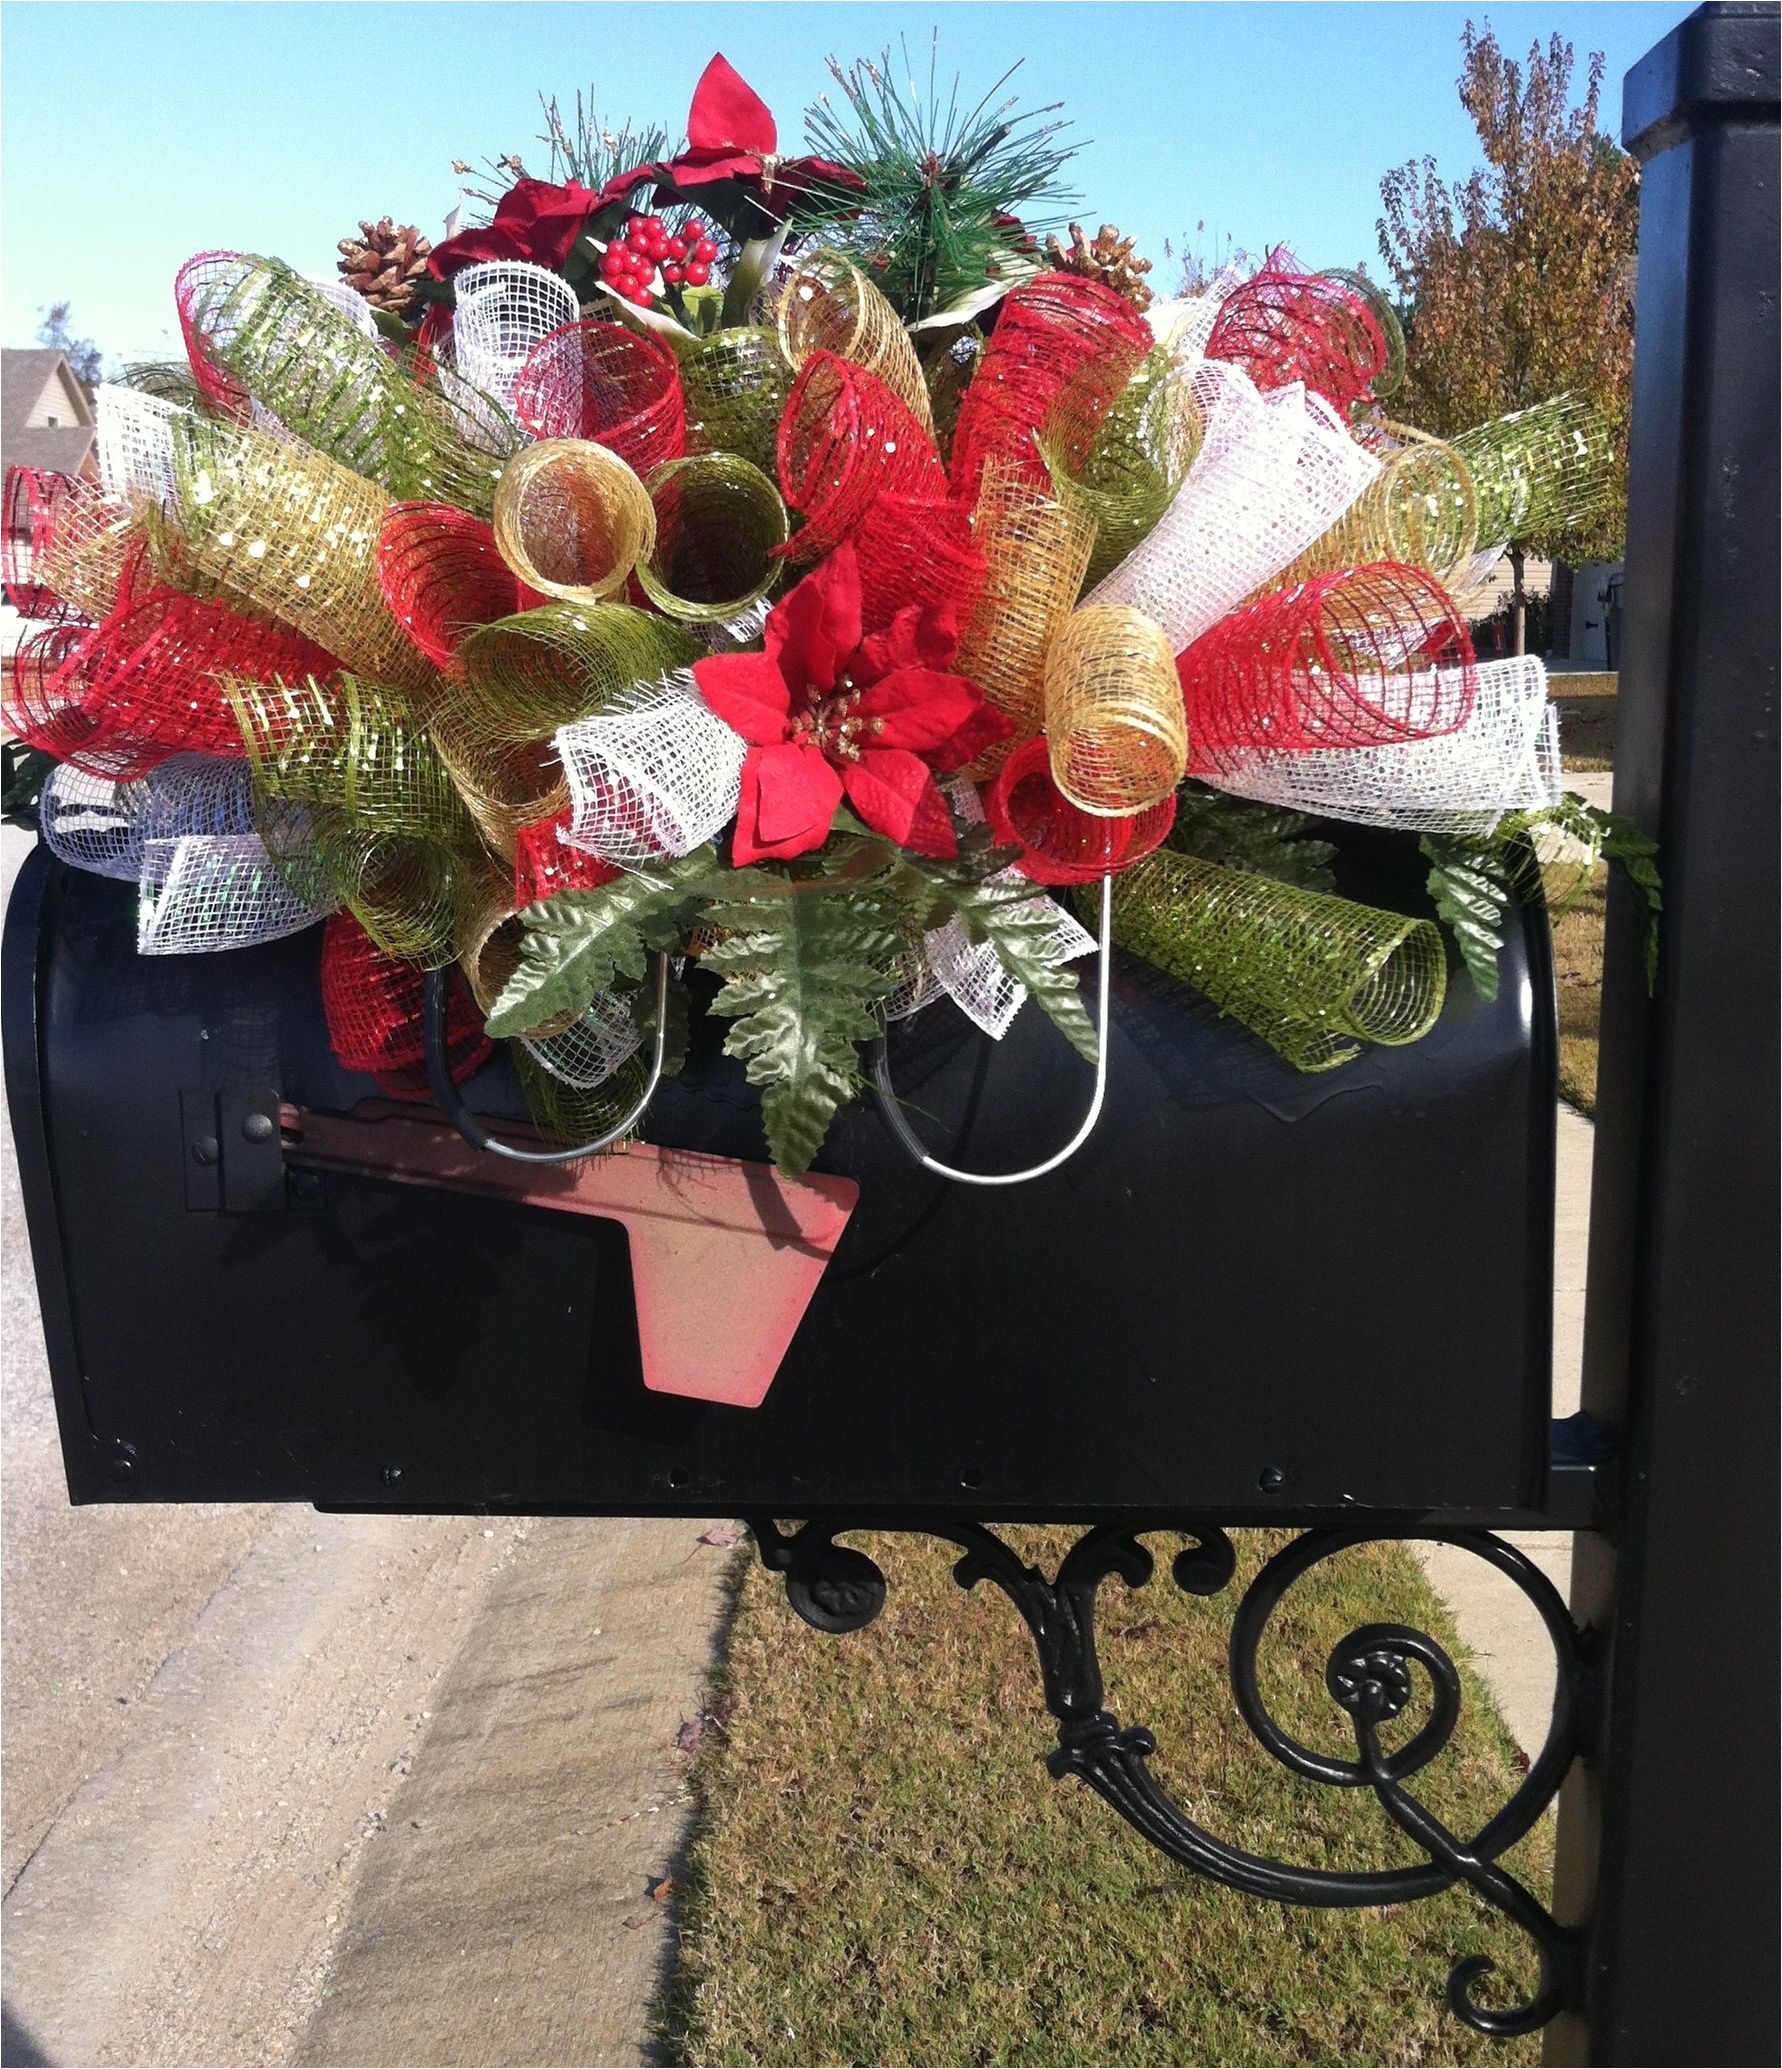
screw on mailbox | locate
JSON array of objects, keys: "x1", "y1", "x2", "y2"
[
  {"x1": 191, "y1": 1136, "x2": 220, "y2": 1167},
  {"x1": 241, "y1": 1112, "x2": 276, "y2": 1144}
]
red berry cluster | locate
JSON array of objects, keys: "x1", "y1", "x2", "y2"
[{"x1": 597, "y1": 212, "x2": 722, "y2": 308}]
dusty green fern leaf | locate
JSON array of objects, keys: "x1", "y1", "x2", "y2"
[
  {"x1": 1420, "y1": 834, "x2": 1514, "y2": 1001},
  {"x1": 1168, "y1": 783, "x2": 1338, "y2": 892}
]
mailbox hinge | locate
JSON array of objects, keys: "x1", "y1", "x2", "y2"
[{"x1": 181, "y1": 1088, "x2": 293, "y2": 1213}]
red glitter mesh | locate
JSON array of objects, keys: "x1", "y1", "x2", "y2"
[
  {"x1": 947, "y1": 273, "x2": 1154, "y2": 501},
  {"x1": 4, "y1": 622, "x2": 113, "y2": 766},
  {"x1": 852, "y1": 493, "x2": 987, "y2": 638},
  {"x1": 775, "y1": 353, "x2": 947, "y2": 564},
  {"x1": 984, "y1": 738, "x2": 1176, "y2": 886},
  {"x1": 513, "y1": 810, "x2": 622, "y2": 908},
  {"x1": 320, "y1": 910, "x2": 491, "y2": 1097},
  {"x1": 174, "y1": 251, "x2": 255, "y2": 420},
  {"x1": 1203, "y1": 257, "x2": 1387, "y2": 417},
  {"x1": 4, "y1": 466, "x2": 138, "y2": 624},
  {"x1": 1178, "y1": 561, "x2": 1476, "y2": 770},
  {"x1": 377, "y1": 501, "x2": 542, "y2": 670},
  {"x1": 511, "y1": 321, "x2": 687, "y2": 476},
  {"x1": 6, "y1": 469, "x2": 81, "y2": 620}
]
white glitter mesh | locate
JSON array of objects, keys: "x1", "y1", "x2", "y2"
[
  {"x1": 557, "y1": 670, "x2": 747, "y2": 864},
  {"x1": 888, "y1": 873, "x2": 1097, "y2": 1039},
  {"x1": 94, "y1": 384, "x2": 185, "y2": 507},
  {"x1": 450, "y1": 263, "x2": 579, "y2": 416},
  {"x1": 302, "y1": 274, "x2": 380, "y2": 339},
  {"x1": 137, "y1": 833, "x2": 329, "y2": 954},
  {"x1": 1083, "y1": 359, "x2": 1380, "y2": 648},
  {"x1": 521, "y1": 990, "x2": 642, "y2": 1088},
  {"x1": 1146, "y1": 263, "x2": 1247, "y2": 368},
  {"x1": 39, "y1": 753, "x2": 262, "y2": 880},
  {"x1": 1202, "y1": 657, "x2": 1562, "y2": 835}
]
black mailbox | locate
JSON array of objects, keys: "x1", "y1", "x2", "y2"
[{"x1": 4, "y1": 819, "x2": 1555, "y2": 1523}]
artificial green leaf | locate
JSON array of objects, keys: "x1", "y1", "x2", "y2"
[
  {"x1": 1420, "y1": 834, "x2": 1514, "y2": 1001},
  {"x1": 631, "y1": 963, "x2": 694, "y2": 1080},
  {"x1": 1595, "y1": 808, "x2": 1663, "y2": 991},
  {"x1": 1168, "y1": 783, "x2": 1339, "y2": 892},
  {"x1": 720, "y1": 226, "x2": 790, "y2": 328}
]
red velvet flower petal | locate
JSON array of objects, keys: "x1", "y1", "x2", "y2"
[
  {"x1": 687, "y1": 54, "x2": 778, "y2": 154},
  {"x1": 928, "y1": 693, "x2": 1016, "y2": 775},
  {"x1": 855, "y1": 601, "x2": 960, "y2": 681},
  {"x1": 692, "y1": 650, "x2": 794, "y2": 745},
  {"x1": 738, "y1": 740, "x2": 844, "y2": 861},
  {"x1": 854, "y1": 666, "x2": 988, "y2": 755},
  {"x1": 842, "y1": 749, "x2": 959, "y2": 858},
  {"x1": 763, "y1": 544, "x2": 864, "y2": 706}
]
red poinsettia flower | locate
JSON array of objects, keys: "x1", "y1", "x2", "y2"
[
  {"x1": 428, "y1": 176, "x2": 605, "y2": 282},
  {"x1": 693, "y1": 543, "x2": 1010, "y2": 867},
  {"x1": 591, "y1": 55, "x2": 863, "y2": 236}
]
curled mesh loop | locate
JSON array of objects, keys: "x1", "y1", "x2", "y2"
[
  {"x1": 491, "y1": 438, "x2": 656, "y2": 604},
  {"x1": 777, "y1": 249, "x2": 935, "y2": 436},
  {"x1": 453, "y1": 856, "x2": 579, "y2": 1036},
  {"x1": 1276, "y1": 421, "x2": 1478, "y2": 591},
  {"x1": 522, "y1": 991, "x2": 642, "y2": 1089},
  {"x1": 1055, "y1": 346, "x2": 1203, "y2": 591},
  {"x1": 1180, "y1": 560, "x2": 1477, "y2": 765},
  {"x1": 775, "y1": 353, "x2": 947, "y2": 563},
  {"x1": 1452, "y1": 393, "x2": 1619, "y2": 550},
  {"x1": 638, "y1": 454, "x2": 787, "y2": 622},
  {"x1": 984, "y1": 736, "x2": 1176, "y2": 886},
  {"x1": 514, "y1": 809, "x2": 621, "y2": 906},
  {"x1": 678, "y1": 326, "x2": 792, "y2": 474},
  {"x1": 557, "y1": 668, "x2": 747, "y2": 863},
  {"x1": 1203, "y1": 255, "x2": 1387, "y2": 415},
  {"x1": 137, "y1": 832, "x2": 330, "y2": 954},
  {"x1": 1108, "y1": 847, "x2": 1447, "y2": 1071},
  {"x1": 515, "y1": 1045, "x2": 648, "y2": 1148},
  {"x1": 5, "y1": 622, "x2": 112, "y2": 765},
  {"x1": 1043, "y1": 605, "x2": 1188, "y2": 815},
  {"x1": 377, "y1": 501, "x2": 537, "y2": 668},
  {"x1": 512, "y1": 321, "x2": 686, "y2": 476},
  {"x1": 458, "y1": 602, "x2": 698, "y2": 740},
  {"x1": 94, "y1": 384, "x2": 184, "y2": 508},
  {"x1": 297, "y1": 808, "x2": 462, "y2": 966},
  {"x1": 852, "y1": 493, "x2": 987, "y2": 637},
  {"x1": 446, "y1": 262, "x2": 581, "y2": 432},
  {"x1": 1084, "y1": 360, "x2": 1380, "y2": 652},
  {"x1": 953, "y1": 456, "x2": 1097, "y2": 771},
  {"x1": 1203, "y1": 655, "x2": 1560, "y2": 835},
  {"x1": 1318, "y1": 268, "x2": 1406, "y2": 401},
  {"x1": 320, "y1": 909, "x2": 490, "y2": 1093},
  {"x1": 948, "y1": 272, "x2": 1155, "y2": 499},
  {"x1": 39, "y1": 763, "x2": 152, "y2": 879}
]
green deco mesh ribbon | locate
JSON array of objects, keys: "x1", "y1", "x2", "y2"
[
  {"x1": 177, "y1": 253, "x2": 520, "y2": 517},
  {"x1": 1106, "y1": 848, "x2": 1448, "y2": 1071},
  {"x1": 638, "y1": 454, "x2": 788, "y2": 621},
  {"x1": 677, "y1": 327, "x2": 792, "y2": 475},
  {"x1": 1050, "y1": 347, "x2": 1203, "y2": 591},
  {"x1": 1452, "y1": 392, "x2": 1618, "y2": 546},
  {"x1": 514, "y1": 1044, "x2": 649, "y2": 1148}
]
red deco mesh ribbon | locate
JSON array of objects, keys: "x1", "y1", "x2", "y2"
[
  {"x1": 174, "y1": 251, "x2": 255, "y2": 420},
  {"x1": 320, "y1": 910, "x2": 491, "y2": 1097},
  {"x1": 947, "y1": 273, "x2": 1154, "y2": 501},
  {"x1": 513, "y1": 810, "x2": 621, "y2": 908},
  {"x1": 511, "y1": 321, "x2": 687, "y2": 477},
  {"x1": 377, "y1": 502, "x2": 542, "y2": 670},
  {"x1": 984, "y1": 737, "x2": 1176, "y2": 887},
  {"x1": 4, "y1": 466, "x2": 138, "y2": 624},
  {"x1": 851, "y1": 492, "x2": 987, "y2": 637},
  {"x1": 1203, "y1": 256, "x2": 1387, "y2": 417},
  {"x1": 775, "y1": 352, "x2": 947, "y2": 564},
  {"x1": 1178, "y1": 561, "x2": 1476, "y2": 770}
]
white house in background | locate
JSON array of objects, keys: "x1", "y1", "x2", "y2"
[{"x1": 2, "y1": 348, "x2": 98, "y2": 485}]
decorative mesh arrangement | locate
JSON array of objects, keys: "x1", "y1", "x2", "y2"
[
  {"x1": 1181, "y1": 560, "x2": 1476, "y2": 768},
  {"x1": 40, "y1": 751, "x2": 266, "y2": 885},
  {"x1": 166, "y1": 412, "x2": 429, "y2": 692},
  {"x1": 953, "y1": 455, "x2": 1097, "y2": 768},
  {"x1": 446, "y1": 261, "x2": 581, "y2": 432},
  {"x1": 515, "y1": 1045, "x2": 648, "y2": 1149},
  {"x1": 985, "y1": 736, "x2": 1176, "y2": 886},
  {"x1": 923, "y1": 877, "x2": 1098, "y2": 1039},
  {"x1": 775, "y1": 353, "x2": 947, "y2": 563},
  {"x1": 1203, "y1": 255, "x2": 1387, "y2": 415},
  {"x1": 521, "y1": 989, "x2": 642, "y2": 1089},
  {"x1": 319, "y1": 909, "x2": 490, "y2": 1094},
  {"x1": 94, "y1": 383, "x2": 184, "y2": 508},
  {"x1": 1057, "y1": 346, "x2": 1203, "y2": 591},
  {"x1": 852, "y1": 492, "x2": 987, "y2": 637},
  {"x1": 1276, "y1": 421, "x2": 1478, "y2": 591},
  {"x1": 678, "y1": 326, "x2": 793, "y2": 475},
  {"x1": 512, "y1": 321, "x2": 687, "y2": 477},
  {"x1": 5, "y1": 623, "x2": 111, "y2": 766},
  {"x1": 1108, "y1": 847, "x2": 1447, "y2": 1071},
  {"x1": 137, "y1": 832, "x2": 330, "y2": 955},
  {"x1": 491, "y1": 438, "x2": 657, "y2": 604},
  {"x1": 637, "y1": 454, "x2": 788, "y2": 621},
  {"x1": 1204, "y1": 654, "x2": 1561, "y2": 835},
  {"x1": 514, "y1": 809, "x2": 621, "y2": 906},
  {"x1": 377, "y1": 501, "x2": 537, "y2": 668},
  {"x1": 947, "y1": 272, "x2": 1155, "y2": 499},
  {"x1": 1084, "y1": 359, "x2": 1381, "y2": 651},
  {"x1": 557, "y1": 668, "x2": 747, "y2": 863},
  {"x1": 776, "y1": 249, "x2": 936, "y2": 437},
  {"x1": 1452, "y1": 392, "x2": 1619, "y2": 550},
  {"x1": 1146, "y1": 264, "x2": 1248, "y2": 371},
  {"x1": 4, "y1": 467, "x2": 139, "y2": 622},
  {"x1": 174, "y1": 251, "x2": 514, "y2": 514},
  {"x1": 1043, "y1": 605, "x2": 1188, "y2": 814}
]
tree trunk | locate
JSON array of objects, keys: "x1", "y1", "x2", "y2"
[{"x1": 1508, "y1": 544, "x2": 1528, "y2": 657}]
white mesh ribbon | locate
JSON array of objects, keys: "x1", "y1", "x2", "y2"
[
  {"x1": 1084, "y1": 359, "x2": 1380, "y2": 649},
  {"x1": 40, "y1": 753, "x2": 260, "y2": 880},
  {"x1": 94, "y1": 384, "x2": 185, "y2": 507},
  {"x1": 445, "y1": 262, "x2": 578, "y2": 444},
  {"x1": 888, "y1": 873, "x2": 1097, "y2": 1040},
  {"x1": 557, "y1": 670, "x2": 747, "y2": 864},
  {"x1": 522, "y1": 989, "x2": 643, "y2": 1088},
  {"x1": 303, "y1": 274, "x2": 379, "y2": 339},
  {"x1": 1146, "y1": 263, "x2": 1247, "y2": 369},
  {"x1": 137, "y1": 833, "x2": 330, "y2": 954},
  {"x1": 1202, "y1": 656, "x2": 1562, "y2": 835}
]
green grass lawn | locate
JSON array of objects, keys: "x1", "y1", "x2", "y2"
[
  {"x1": 657, "y1": 1530, "x2": 1551, "y2": 2068},
  {"x1": 1548, "y1": 861, "x2": 1608, "y2": 1117}
]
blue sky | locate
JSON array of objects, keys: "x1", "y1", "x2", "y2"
[{"x1": 3, "y1": 2, "x2": 1689, "y2": 368}]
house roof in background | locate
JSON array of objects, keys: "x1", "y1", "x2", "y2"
[{"x1": 3, "y1": 348, "x2": 96, "y2": 477}]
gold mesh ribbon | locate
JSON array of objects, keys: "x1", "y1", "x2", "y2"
[
  {"x1": 167, "y1": 413, "x2": 432, "y2": 692},
  {"x1": 777, "y1": 249, "x2": 935, "y2": 437},
  {"x1": 1452, "y1": 392, "x2": 1618, "y2": 546},
  {"x1": 955, "y1": 455, "x2": 1098, "y2": 775},
  {"x1": 453, "y1": 856, "x2": 579, "y2": 1037},
  {"x1": 1043, "y1": 606, "x2": 1187, "y2": 815},
  {"x1": 1277, "y1": 422, "x2": 1478, "y2": 590},
  {"x1": 678, "y1": 327, "x2": 792, "y2": 475},
  {"x1": 491, "y1": 440, "x2": 656, "y2": 604},
  {"x1": 638, "y1": 454, "x2": 787, "y2": 621},
  {"x1": 1052, "y1": 346, "x2": 1202, "y2": 590},
  {"x1": 1107, "y1": 848, "x2": 1447, "y2": 1071},
  {"x1": 176, "y1": 253, "x2": 515, "y2": 515},
  {"x1": 13, "y1": 472, "x2": 142, "y2": 620}
]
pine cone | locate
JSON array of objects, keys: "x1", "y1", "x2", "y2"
[
  {"x1": 336, "y1": 217, "x2": 432, "y2": 316},
  {"x1": 1044, "y1": 221, "x2": 1155, "y2": 313}
]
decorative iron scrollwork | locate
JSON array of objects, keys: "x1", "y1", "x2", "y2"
[{"x1": 749, "y1": 1517, "x2": 1590, "y2": 2038}]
